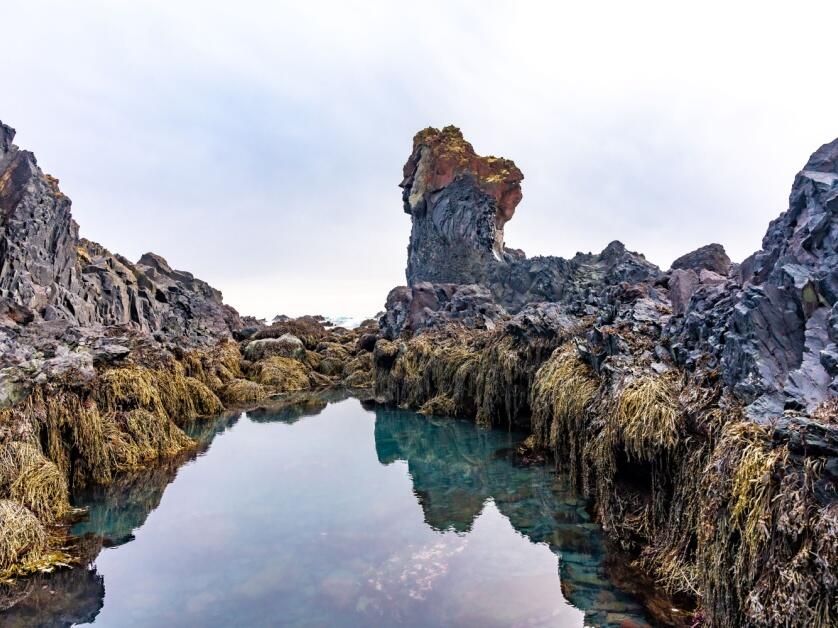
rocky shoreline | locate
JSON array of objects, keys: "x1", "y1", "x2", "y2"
[
  {"x1": 372, "y1": 127, "x2": 836, "y2": 626},
  {"x1": 0, "y1": 119, "x2": 835, "y2": 626},
  {"x1": 0, "y1": 121, "x2": 377, "y2": 585}
]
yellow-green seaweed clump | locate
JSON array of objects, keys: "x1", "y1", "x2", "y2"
[
  {"x1": 0, "y1": 442, "x2": 70, "y2": 522},
  {"x1": 219, "y1": 379, "x2": 270, "y2": 404},
  {"x1": 615, "y1": 373, "x2": 681, "y2": 460},
  {"x1": 0, "y1": 499, "x2": 46, "y2": 576},
  {"x1": 251, "y1": 357, "x2": 311, "y2": 392},
  {"x1": 530, "y1": 346, "x2": 598, "y2": 471}
]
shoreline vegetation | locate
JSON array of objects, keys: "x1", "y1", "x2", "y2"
[
  {"x1": 0, "y1": 120, "x2": 835, "y2": 626},
  {"x1": 0, "y1": 321, "x2": 377, "y2": 585}
]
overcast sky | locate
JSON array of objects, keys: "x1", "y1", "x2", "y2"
[{"x1": 4, "y1": 1, "x2": 837, "y2": 319}]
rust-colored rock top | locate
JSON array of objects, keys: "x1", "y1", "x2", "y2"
[{"x1": 401, "y1": 126, "x2": 523, "y2": 223}]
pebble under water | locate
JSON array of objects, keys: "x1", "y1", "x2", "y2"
[{"x1": 1, "y1": 391, "x2": 657, "y2": 627}]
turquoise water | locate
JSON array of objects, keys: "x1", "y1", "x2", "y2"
[{"x1": 1, "y1": 393, "x2": 655, "y2": 627}]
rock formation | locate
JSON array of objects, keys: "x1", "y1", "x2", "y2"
[
  {"x1": 401, "y1": 126, "x2": 523, "y2": 286},
  {"x1": 0, "y1": 119, "x2": 379, "y2": 595},
  {"x1": 376, "y1": 126, "x2": 838, "y2": 626},
  {"x1": 393, "y1": 125, "x2": 659, "y2": 334},
  {"x1": 0, "y1": 121, "x2": 241, "y2": 346},
  {"x1": 666, "y1": 138, "x2": 838, "y2": 421}
]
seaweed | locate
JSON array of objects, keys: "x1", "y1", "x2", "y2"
[
  {"x1": 250, "y1": 356, "x2": 311, "y2": 392},
  {"x1": 219, "y1": 379, "x2": 269, "y2": 404},
  {"x1": 0, "y1": 442, "x2": 69, "y2": 522}
]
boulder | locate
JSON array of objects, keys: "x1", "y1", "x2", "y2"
[
  {"x1": 669, "y1": 269, "x2": 700, "y2": 316},
  {"x1": 243, "y1": 335, "x2": 306, "y2": 361},
  {"x1": 670, "y1": 243, "x2": 731, "y2": 275}
]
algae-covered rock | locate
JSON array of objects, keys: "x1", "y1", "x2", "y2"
[
  {"x1": 219, "y1": 379, "x2": 270, "y2": 404},
  {"x1": 341, "y1": 353, "x2": 374, "y2": 388},
  {"x1": 251, "y1": 356, "x2": 311, "y2": 392},
  {"x1": 243, "y1": 335, "x2": 306, "y2": 361},
  {"x1": 0, "y1": 499, "x2": 47, "y2": 575}
]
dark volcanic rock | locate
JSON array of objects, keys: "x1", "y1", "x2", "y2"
[
  {"x1": 380, "y1": 281, "x2": 506, "y2": 339},
  {"x1": 0, "y1": 121, "x2": 242, "y2": 346},
  {"x1": 395, "y1": 126, "x2": 660, "y2": 327},
  {"x1": 667, "y1": 138, "x2": 838, "y2": 419},
  {"x1": 490, "y1": 240, "x2": 659, "y2": 313},
  {"x1": 401, "y1": 126, "x2": 523, "y2": 286},
  {"x1": 388, "y1": 124, "x2": 838, "y2": 423},
  {"x1": 671, "y1": 243, "x2": 731, "y2": 275}
]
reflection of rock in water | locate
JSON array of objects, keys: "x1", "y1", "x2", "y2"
[
  {"x1": 0, "y1": 566, "x2": 104, "y2": 627},
  {"x1": 375, "y1": 408, "x2": 516, "y2": 532},
  {"x1": 246, "y1": 388, "x2": 355, "y2": 424},
  {"x1": 76, "y1": 412, "x2": 240, "y2": 545},
  {"x1": 0, "y1": 413, "x2": 242, "y2": 622},
  {"x1": 372, "y1": 406, "x2": 652, "y2": 627},
  {"x1": 0, "y1": 393, "x2": 356, "y2": 623}
]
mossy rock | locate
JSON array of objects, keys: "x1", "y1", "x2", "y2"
[
  {"x1": 342, "y1": 353, "x2": 373, "y2": 378},
  {"x1": 243, "y1": 335, "x2": 306, "y2": 361},
  {"x1": 0, "y1": 499, "x2": 47, "y2": 574},
  {"x1": 314, "y1": 341, "x2": 351, "y2": 361},
  {"x1": 251, "y1": 357, "x2": 311, "y2": 392},
  {"x1": 317, "y1": 357, "x2": 345, "y2": 377},
  {"x1": 219, "y1": 379, "x2": 270, "y2": 404}
]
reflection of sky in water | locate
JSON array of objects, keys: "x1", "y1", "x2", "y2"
[{"x1": 10, "y1": 398, "x2": 653, "y2": 627}]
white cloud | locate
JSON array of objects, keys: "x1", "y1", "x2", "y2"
[{"x1": 3, "y1": 0, "x2": 837, "y2": 318}]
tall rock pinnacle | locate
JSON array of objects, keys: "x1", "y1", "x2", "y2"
[{"x1": 400, "y1": 126, "x2": 523, "y2": 285}]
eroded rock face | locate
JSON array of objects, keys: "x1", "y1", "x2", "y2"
[
  {"x1": 401, "y1": 126, "x2": 523, "y2": 285},
  {"x1": 490, "y1": 240, "x2": 660, "y2": 313},
  {"x1": 388, "y1": 124, "x2": 838, "y2": 424},
  {"x1": 379, "y1": 282, "x2": 505, "y2": 339},
  {"x1": 398, "y1": 127, "x2": 659, "y2": 318},
  {"x1": 723, "y1": 140, "x2": 838, "y2": 417},
  {"x1": 0, "y1": 121, "x2": 242, "y2": 346}
]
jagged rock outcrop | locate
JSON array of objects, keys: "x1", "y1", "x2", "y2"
[
  {"x1": 379, "y1": 282, "x2": 506, "y2": 340},
  {"x1": 377, "y1": 125, "x2": 838, "y2": 626},
  {"x1": 666, "y1": 139, "x2": 838, "y2": 420},
  {"x1": 670, "y1": 242, "x2": 731, "y2": 275},
  {"x1": 392, "y1": 126, "x2": 659, "y2": 332},
  {"x1": 390, "y1": 124, "x2": 838, "y2": 423},
  {"x1": 401, "y1": 126, "x2": 523, "y2": 286},
  {"x1": 489, "y1": 240, "x2": 660, "y2": 313},
  {"x1": 0, "y1": 121, "x2": 242, "y2": 346}
]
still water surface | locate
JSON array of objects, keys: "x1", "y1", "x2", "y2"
[{"x1": 3, "y1": 392, "x2": 654, "y2": 627}]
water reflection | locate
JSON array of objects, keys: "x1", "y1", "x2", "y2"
[
  {"x1": 373, "y1": 407, "x2": 651, "y2": 627},
  {"x1": 0, "y1": 393, "x2": 654, "y2": 627}
]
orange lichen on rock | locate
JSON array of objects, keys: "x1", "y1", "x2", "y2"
[{"x1": 402, "y1": 125, "x2": 523, "y2": 223}]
